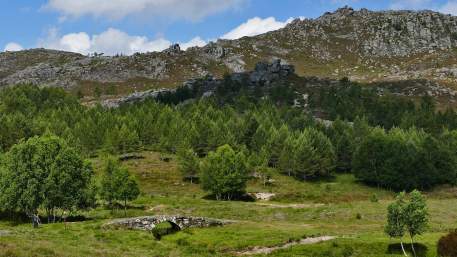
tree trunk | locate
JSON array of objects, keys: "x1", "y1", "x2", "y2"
[
  {"x1": 410, "y1": 237, "x2": 417, "y2": 257},
  {"x1": 32, "y1": 213, "x2": 41, "y2": 228},
  {"x1": 400, "y1": 240, "x2": 409, "y2": 257},
  {"x1": 124, "y1": 199, "x2": 127, "y2": 217}
]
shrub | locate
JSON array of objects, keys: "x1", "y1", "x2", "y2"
[
  {"x1": 438, "y1": 231, "x2": 457, "y2": 257},
  {"x1": 356, "y1": 213, "x2": 362, "y2": 220},
  {"x1": 370, "y1": 193, "x2": 379, "y2": 203}
]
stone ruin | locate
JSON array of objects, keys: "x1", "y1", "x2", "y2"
[{"x1": 103, "y1": 215, "x2": 231, "y2": 231}]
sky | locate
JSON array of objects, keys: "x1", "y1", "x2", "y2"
[{"x1": 1, "y1": 0, "x2": 457, "y2": 55}]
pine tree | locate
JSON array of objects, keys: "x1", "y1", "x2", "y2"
[{"x1": 177, "y1": 147, "x2": 200, "y2": 184}]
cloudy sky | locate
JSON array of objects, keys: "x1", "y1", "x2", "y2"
[{"x1": 2, "y1": 0, "x2": 457, "y2": 55}]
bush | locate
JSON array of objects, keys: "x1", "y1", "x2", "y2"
[
  {"x1": 438, "y1": 231, "x2": 457, "y2": 257},
  {"x1": 356, "y1": 213, "x2": 362, "y2": 220}
]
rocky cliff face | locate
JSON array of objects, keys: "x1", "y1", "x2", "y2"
[
  {"x1": 2, "y1": 6, "x2": 457, "y2": 100},
  {"x1": 295, "y1": 7, "x2": 457, "y2": 58}
]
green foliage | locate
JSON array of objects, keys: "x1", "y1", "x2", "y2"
[
  {"x1": 0, "y1": 135, "x2": 94, "y2": 216},
  {"x1": 279, "y1": 128, "x2": 336, "y2": 180},
  {"x1": 177, "y1": 147, "x2": 200, "y2": 183},
  {"x1": 1, "y1": 85, "x2": 457, "y2": 191},
  {"x1": 385, "y1": 192, "x2": 407, "y2": 240},
  {"x1": 404, "y1": 190, "x2": 429, "y2": 241},
  {"x1": 310, "y1": 83, "x2": 457, "y2": 133},
  {"x1": 353, "y1": 127, "x2": 457, "y2": 191},
  {"x1": 200, "y1": 145, "x2": 249, "y2": 200},
  {"x1": 104, "y1": 123, "x2": 141, "y2": 154},
  {"x1": 247, "y1": 147, "x2": 272, "y2": 187},
  {"x1": 385, "y1": 191, "x2": 429, "y2": 256},
  {"x1": 370, "y1": 193, "x2": 379, "y2": 203},
  {"x1": 325, "y1": 118, "x2": 355, "y2": 172},
  {"x1": 100, "y1": 157, "x2": 140, "y2": 210}
]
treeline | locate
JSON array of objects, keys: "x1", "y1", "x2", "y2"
[
  {"x1": 310, "y1": 80, "x2": 457, "y2": 133},
  {"x1": 1, "y1": 84, "x2": 457, "y2": 192}
]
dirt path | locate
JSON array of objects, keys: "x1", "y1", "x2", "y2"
[{"x1": 236, "y1": 236, "x2": 336, "y2": 256}]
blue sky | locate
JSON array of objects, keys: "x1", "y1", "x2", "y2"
[{"x1": 2, "y1": 0, "x2": 457, "y2": 55}]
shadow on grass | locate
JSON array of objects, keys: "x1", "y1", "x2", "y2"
[
  {"x1": 0, "y1": 211, "x2": 92, "y2": 226},
  {"x1": 109, "y1": 202, "x2": 146, "y2": 210},
  {"x1": 202, "y1": 192, "x2": 256, "y2": 202},
  {"x1": 387, "y1": 243, "x2": 428, "y2": 257}
]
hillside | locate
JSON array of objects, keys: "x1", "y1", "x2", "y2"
[{"x1": 3, "y1": 7, "x2": 457, "y2": 101}]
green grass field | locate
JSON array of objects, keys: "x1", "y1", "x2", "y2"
[{"x1": 1, "y1": 151, "x2": 456, "y2": 257}]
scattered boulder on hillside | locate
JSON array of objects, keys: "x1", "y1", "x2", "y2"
[
  {"x1": 203, "y1": 42, "x2": 226, "y2": 59},
  {"x1": 248, "y1": 59, "x2": 295, "y2": 85},
  {"x1": 101, "y1": 88, "x2": 175, "y2": 108},
  {"x1": 164, "y1": 44, "x2": 182, "y2": 55},
  {"x1": 250, "y1": 192, "x2": 276, "y2": 201}
]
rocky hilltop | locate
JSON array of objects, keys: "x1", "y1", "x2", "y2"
[{"x1": 2, "y1": 6, "x2": 457, "y2": 100}]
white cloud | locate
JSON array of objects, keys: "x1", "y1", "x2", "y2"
[
  {"x1": 33, "y1": 15, "x2": 306, "y2": 54},
  {"x1": 180, "y1": 37, "x2": 207, "y2": 50},
  {"x1": 39, "y1": 28, "x2": 171, "y2": 55},
  {"x1": 38, "y1": 28, "x2": 209, "y2": 55},
  {"x1": 3, "y1": 42, "x2": 24, "y2": 52},
  {"x1": 221, "y1": 17, "x2": 296, "y2": 40},
  {"x1": 90, "y1": 28, "x2": 172, "y2": 54},
  {"x1": 45, "y1": 0, "x2": 245, "y2": 21},
  {"x1": 59, "y1": 33, "x2": 91, "y2": 53}
]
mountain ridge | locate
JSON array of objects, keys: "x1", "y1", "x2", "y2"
[{"x1": 2, "y1": 6, "x2": 457, "y2": 102}]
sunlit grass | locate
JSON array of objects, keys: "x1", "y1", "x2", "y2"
[{"x1": 0, "y1": 151, "x2": 455, "y2": 256}]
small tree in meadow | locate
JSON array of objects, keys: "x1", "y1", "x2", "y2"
[
  {"x1": 403, "y1": 190, "x2": 428, "y2": 257},
  {"x1": 385, "y1": 190, "x2": 429, "y2": 257},
  {"x1": 385, "y1": 192, "x2": 408, "y2": 256},
  {"x1": 200, "y1": 145, "x2": 249, "y2": 200},
  {"x1": 100, "y1": 157, "x2": 140, "y2": 215}
]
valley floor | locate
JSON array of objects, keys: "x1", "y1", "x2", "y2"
[{"x1": 1, "y1": 151, "x2": 456, "y2": 257}]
